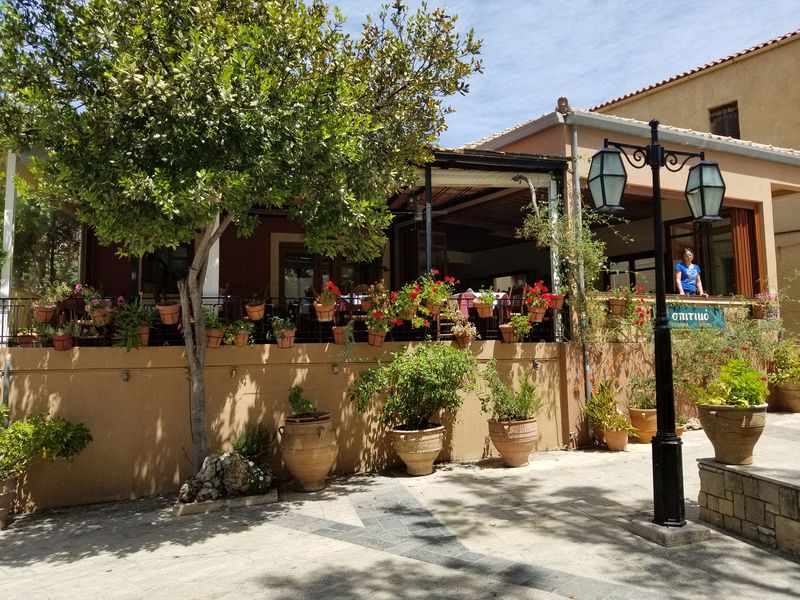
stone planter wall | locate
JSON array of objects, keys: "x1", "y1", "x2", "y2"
[{"x1": 698, "y1": 458, "x2": 800, "y2": 557}]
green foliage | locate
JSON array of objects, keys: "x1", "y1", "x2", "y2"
[
  {"x1": 287, "y1": 386, "x2": 316, "y2": 416},
  {"x1": 271, "y1": 316, "x2": 297, "y2": 332},
  {"x1": 689, "y1": 358, "x2": 768, "y2": 407},
  {"x1": 112, "y1": 298, "x2": 156, "y2": 350},
  {"x1": 508, "y1": 314, "x2": 532, "y2": 339},
  {"x1": 203, "y1": 308, "x2": 224, "y2": 330},
  {"x1": 628, "y1": 374, "x2": 656, "y2": 410},
  {"x1": 223, "y1": 319, "x2": 255, "y2": 345},
  {"x1": 0, "y1": 408, "x2": 93, "y2": 479},
  {"x1": 54, "y1": 321, "x2": 79, "y2": 336},
  {"x1": 582, "y1": 379, "x2": 634, "y2": 432},
  {"x1": 475, "y1": 289, "x2": 496, "y2": 306},
  {"x1": 349, "y1": 342, "x2": 477, "y2": 430},
  {"x1": 479, "y1": 359, "x2": 541, "y2": 421},
  {"x1": 231, "y1": 424, "x2": 272, "y2": 460},
  {"x1": 35, "y1": 282, "x2": 73, "y2": 306},
  {"x1": 769, "y1": 339, "x2": 800, "y2": 386}
]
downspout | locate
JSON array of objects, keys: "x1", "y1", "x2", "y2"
[
  {"x1": 564, "y1": 113, "x2": 593, "y2": 404},
  {"x1": 425, "y1": 165, "x2": 433, "y2": 273}
]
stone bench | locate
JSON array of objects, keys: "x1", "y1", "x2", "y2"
[{"x1": 698, "y1": 458, "x2": 800, "y2": 557}]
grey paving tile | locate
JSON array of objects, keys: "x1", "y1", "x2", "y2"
[{"x1": 553, "y1": 575, "x2": 624, "y2": 600}]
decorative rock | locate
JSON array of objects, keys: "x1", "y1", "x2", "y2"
[
  {"x1": 222, "y1": 453, "x2": 251, "y2": 496},
  {"x1": 177, "y1": 452, "x2": 273, "y2": 505}
]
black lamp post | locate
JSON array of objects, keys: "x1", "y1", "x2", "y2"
[{"x1": 588, "y1": 120, "x2": 725, "y2": 527}]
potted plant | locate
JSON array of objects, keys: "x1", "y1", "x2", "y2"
[
  {"x1": 52, "y1": 321, "x2": 79, "y2": 351},
  {"x1": 278, "y1": 386, "x2": 337, "y2": 492},
  {"x1": 331, "y1": 320, "x2": 355, "y2": 350},
  {"x1": 418, "y1": 269, "x2": 457, "y2": 317},
  {"x1": 767, "y1": 339, "x2": 800, "y2": 412},
  {"x1": 349, "y1": 341, "x2": 477, "y2": 476},
  {"x1": 225, "y1": 319, "x2": 254, "y2": 347},
  {"x1": 499, "y1": 314, "x2": 532, "y2": 343},
  {"x1": 156, "y1": 299, "x2": 181, "y2": 325},
  {"x1": 361, "y1": 280, "x2": 388, "y2": 313},
  {"x1": 448, "y1": 309, "x2": 479, "y2": 348},
  {"x1": 271, "y1": 316, "x2": 297, "y2": 349},
  {"x1": 15, "y1": 326, "x2": 39, "y2": 348},
  {"x1": 582, "y1": 379, "x2": 634, "y2": 451},
  {"x1": 689, "y1": 358, "x2": 768, "y2": 465},
  {"x1": 627, "y1": 374, "x2": 657, "y2": 443},
  {"x1": 0, "y1": 405, "x2": 92, "y2": 529},
  {"x1": 752, "y1": 291, "x2": 778, "y2": 320},
  {"x1": 364, "y1": 308, "x2": 395, "y2": 347},
  {"x1": 473, "y1": 288, "x2": 496, "y2": 318},
  {"x1": 313, "y1": 280, "x2": 340, "y2": 322},
  {"x1": 112, "y1": 298, "x2": 156, "y2": 350},
  {"x1": 608, "y1": 285, "x2": 637, "y2": 317},
  {"x1": 523, "y1": 280, "x2": 553, "y2": 322},
  {"x1": 549, "y1": 284, "x2": 568, "y2": 311},
  {"x1": 394, "y1": 281, "x2": 422, "y2": 323},
  {"x1": 86, "y1": 293, "x2": 113, "y2": 326},
  {"x1": 32, "y1": 282, "x2": 70, "y2": 323},
  {"x1": 204, "y1": 308, "x2": 225, "y2": 348},
  {"x1": 479, "y1": 359, "x2": 542, "y2": 467},
  {"x1": 245, "y1": 294, "x2": 266, "y2": 321}
]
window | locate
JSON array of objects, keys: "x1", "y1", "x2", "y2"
[{"x1": 709, "y1": 102, "x2": 740, "y2": 139}]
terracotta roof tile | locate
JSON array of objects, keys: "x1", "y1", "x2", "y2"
[{"x1": 590, "y1": 29, "x2": 800, "y2": 111}]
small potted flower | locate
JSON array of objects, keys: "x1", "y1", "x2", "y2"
[
  {"x1": 204, "y1": 308, "x2": 225, "y2": 348},
  {"x1": 225, "y1": 319, "x2": 254, "y2": 347},
  {"x1": 86, "y1": 293, "x2": 112, "y2": 326},
  {"x1": 448, "y1": 309, "x2": 479, "y2": 348},
  {"x1": 271, "y1": 316, "x2": 297, "y2": 349},
  {"x1": 752, "y1": 291, "x2": 778, "y2": 320},
  {"x1": 582, "y1": 379, "x2": 634, "y2": 451},
  {"x1": 767, "y1": 339, "x2": 800, "y2": 412},
  {"x1": 499, "y1": 314, "x2": 531, "y2": 343},
  {"x1": 112, "y1": 298, "x2": 156, "y2": 350},
  {"x1": 523, "y1": 280, "x2": 553, "y2": 322},
  {"x1": 627, "y1": 374, "x2": 657, "y2": 443},
  {"x1": 314, "y1": 280, "x2": 340, "y2": 322},
  {"x1": 331, "y1": 320, "x2": 354, "y2": 348},
  {"x1": 32, "y1": 282, "x2": 70, "y2": 323},
  {"x1": 245, "y1": 294, "x2": 266, "y2": 321},
  {"x1": 157, "y1": 298, "x2": 182, "y2": 325},
  {"x1": 689, "y1": 358, "x2": 768, "y2": 464},
  {"x1": 473, "y1": 288, "x2": 496, "y2": 319},
  {"x1": 52, "y1": 321, "x2": 79, "y2": 351},
  {"x1": 394, "y1": 283, "x2": 430, "y2": 327},
  {"x1": 361, "y1": 280, "x2": 388, "y2": 313},
  {"x1": 549, "y1": 284, "x2": 569, "y2": 311},
  {"x1": 608, "y1": 284, "x2": 638, "y2": 317},
  {"x1": 15, "y1": 326, "x2": 39, "y2": 348},
  {"x1": 418, "y1": 269, "x2": 458, "y2": 317},
  {"x1": 364, "y1": 309, "x2": 396, "y2": 347}
]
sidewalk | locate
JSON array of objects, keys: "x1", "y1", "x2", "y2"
[{"x1": 1, "y1": 414, "x2": 799, "y2": 599}]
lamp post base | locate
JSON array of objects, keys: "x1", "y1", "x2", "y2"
[{"x1": 651, "y1": 433, "x2": 686, "y2": 527}]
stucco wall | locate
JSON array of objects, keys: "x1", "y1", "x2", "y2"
[
  {"x1": 595, "y1": 37, "x2": 800, "y2": 150},
  {"x1": 4, "y1": 342, "x2": 572, "y2": 511}
]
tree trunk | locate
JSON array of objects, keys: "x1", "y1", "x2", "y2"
[{"x1": 179, "y1": 213, "x2": 235, "y2": 471}]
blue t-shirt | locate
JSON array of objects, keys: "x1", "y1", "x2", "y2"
[{"x1": 675, "y1": 262, "x2": 700, "y2": 293}]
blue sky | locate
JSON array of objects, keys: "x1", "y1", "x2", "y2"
[{"x1": 334, "y1": 0, "x2": 800, "y2": 147}]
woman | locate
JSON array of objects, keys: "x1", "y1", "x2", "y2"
[{"x1": 675, "y1": 248, "x2": 708, "y2": 296}]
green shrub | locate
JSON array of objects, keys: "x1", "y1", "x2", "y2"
[
  {"x1": 689, "y1": 358, "x2": 768, "y2": 407},
  {"x1": 231, "y1": 424, "x2": 272, "y2": 460},
  {"x1": 287, "y1": 386, "x2": 316, "y2": 416},
  {"x1": 479, "y1": 359, "x2": 541, "y2": 421},
  {"x1": 769, "y1": 339, "x2": 800, "y2": 386}
]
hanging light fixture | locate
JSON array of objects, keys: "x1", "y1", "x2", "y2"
[{"x1": 588, "y1": 147, "x2": 627, "y2": 213}]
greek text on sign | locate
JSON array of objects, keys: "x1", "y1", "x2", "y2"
[{"x1": 667, "y1": 305, "x2": 725, "y2": 329}]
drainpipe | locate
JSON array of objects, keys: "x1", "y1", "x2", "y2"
[
  {"x1": 548, "y1": 177, "x2": 562, "y2": 341},
  {"x1": 565, "y1": 114, "x2": 593, "y2": 404},
  {"x1": 425, "y1": 165, "x2": 433, "y2": 274},
  {"x1": 2, "y1": 356, "x2": 9, "y2": 426}
]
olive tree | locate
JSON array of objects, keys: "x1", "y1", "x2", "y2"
[{"x1": 0, "y1": 0, "x2": 481, "y2": 469}]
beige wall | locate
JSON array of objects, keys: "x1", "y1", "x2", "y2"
[
  {"x1": 595, "y1": 37, "x2": 800, "y2": 150},
  {"x1": 5, "y1": 342, "x2": 574, "y2": 511}
]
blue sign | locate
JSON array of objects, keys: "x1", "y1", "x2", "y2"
[{"x1": 667, "y1": 304, "x2": 725, "y2": 329}]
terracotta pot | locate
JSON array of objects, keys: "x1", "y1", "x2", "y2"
[
  {"x1": 332, "y1": 326, "x2": 347, "y2": 345},
  {"x1": 360, "y1": 298, "x2": 374, "y2": 313},
  {"x1": 275, "y1": 328, "x2": 296, "y2": 348},
  {"x1": 390, "y1": 425, "x2": 444, "y2": 476},
  {"x1": 751, "y1": 304, "x2": 767, "y2": 319},
  {"x1": 488, "y1": 418, "x2": 539, "y2": 467},
  {"x1": 53, "y1": 333, "x2": 73, "y2": 351},
  {"x1": 245, "y1": 303, "x2": 265, "y2": 321},
  {"x1": 425, "y1": 300, "x2": 442, "y2": 316},
  {"x1": 205, "y1": 327, "x2": 224, "y2": 348},
  {"x1": 314, "y1": 302, "x2": 335, "y2": 322},
  {"x1": 157, "y1": 303, "x2": 181, "y2": 325},
  {"x1": 603, "y1": 428, "x2": 629, "y2": 451},
  {"x1": 629, "y1": 408, "x2": 657, "y2": 443},
  {"x1": 675, "y1": 426, "x2": 685, "y2": 437},
  {"x1": 527, "y1": 306, "x2": 546, "y2": 323},
  {"x1": 767, "y1": 383, "x2": 800, "y2": 412},
  {"x1": 608, "y1": 298, "x2": 628, "y2": 316},
  {"x1": 499, "y1": 324, "x2": 518, "y2": 343},
  {"x1": 550, "y1": 294, "x2": 565, "y2": 310},
  {"x1": 16, "y1": 333, "x2": 38, "y2": 348},
  {"x1": 138, "y1": 325, "x2": 151, "y2": 347},
  {"x1": 368, "y1": 328, "x2": 386, "y2": 347},
  {"x1": 473, "y1": 301, "x2": 493, "y2": 318},
  {"x1": 32, "y1": 305, "x2": 56, "y2": 323},
  {"x1": 232, "y1": 330, "x2": 249, "y2": 347},
  {"x1": 697, "y1": 403, "x2": 767, "y2": 465},
  {"x1": 400, "y1": 304, "x2": 419, "y2": 321},
  {"x1": 0, "y1": 476, "x2": 17, "y2": 530},
  {"x1": 454, "y1": 333, "x2": 473, "y2": 348},
  {"x1": 89, "y1": 307, "x2": 110, "y2": 326},
  {"x1": 279, "y1": 413, "x2": 337, "y2": 492}
]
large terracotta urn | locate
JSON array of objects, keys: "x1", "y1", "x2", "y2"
[
  {"x1": 767, "y1": 383, "x2": 800, "y2": 413},
  {"x1": 629, "y1": 408, "x2": 657, "y2": 443},
  {"x1": 390, "y1": 425, "x2": 445, "y2": 476},
  {"x1": 697, "y1": 404, "x2": 767, "y2": 465},
  {"x1": 279, "y1": 412, "x2": 337, "y2": 492},
  {"x1": 488, "y1": 418, "x2": 539, "y2": 467}
]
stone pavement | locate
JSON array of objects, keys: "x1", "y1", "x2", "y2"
[{"x1": 1, "y1": 414, "x2": 799, "y2": 599}]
